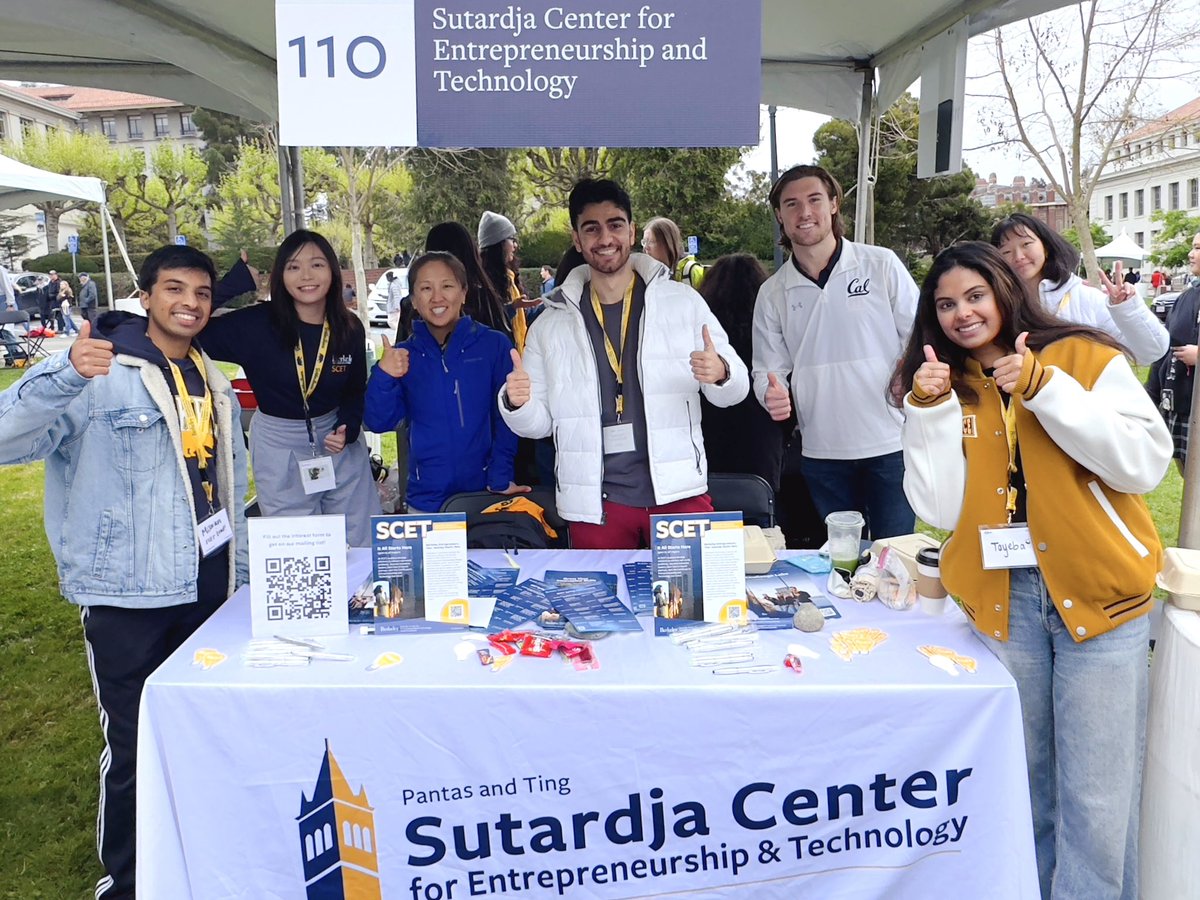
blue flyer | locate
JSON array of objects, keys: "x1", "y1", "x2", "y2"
[
  {"x1": 467, "y1": 559, "x2": 519, "y2": 598},
  {"x1": 487, "y1": 578, "x2": 555, "y2": 633},
  {"x1": 361, "y1": 513, "x2": 467, "y2": 634},
  {"x1": 746, "y1": 561, "x2": 842, "y2": 630},
  {"x1": 622, "y1": 561, "x2": 654, "y2": 615},
  {"x1": 551, "y1": 583, "x2": 643, "y2": 633}
]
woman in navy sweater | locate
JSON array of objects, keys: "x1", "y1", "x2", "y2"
[
  {"x1": 364, "y1": 251, "x2": 525, "y2": 513},
  {"x1": 200, "y1": 230, "x2": 379, "y2": 545}
]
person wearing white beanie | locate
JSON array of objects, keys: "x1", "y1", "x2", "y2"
[{"x1": 477, "y1": 211, "x2": 517, "y2": 250}]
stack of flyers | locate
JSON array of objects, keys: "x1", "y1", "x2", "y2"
[
  {"x1": 467, "y1": 559, "x2": 519, "y2": 598},
  {"x1": 622, "y1": 561, "x2": 654, "y2": 614},
  {"x1": 551, "y1": 582, "x2": 643, "y2": 633},
  {"x1": 487, "y1": 579, "x2": 555, "y2": 633},
  {"x1": 746, "y1": 561, "x2": 842, "y2": 630}
]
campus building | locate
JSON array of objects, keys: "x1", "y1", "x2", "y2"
[
  {"x1": 971, "y1": 173, "x2": 1070, "y2": 231},
  {"x1": 1091, "y1": 97, "x2": 1200, "y2": 256}
]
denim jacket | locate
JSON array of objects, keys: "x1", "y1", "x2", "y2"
[{"x1": 0, "y1": 348, "x2": 249, "y2": 608}]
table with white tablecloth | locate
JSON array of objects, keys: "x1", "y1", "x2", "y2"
[
  {"x1": 1141, "y1": 604, "x2": 1200, "y2": 900},
  {"x1": 136, "y1": 549, "x2": 1037, "y2": 899}
]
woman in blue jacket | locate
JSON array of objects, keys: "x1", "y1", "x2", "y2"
[{"x1": 364, "y1": 251, "x2": 527, "y2": 513}]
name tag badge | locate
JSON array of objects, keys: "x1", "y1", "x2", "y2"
[
  {"x1": 196, "y1": 508, "x2": 233, "y2": 557},
  {"x1": 979, "y1": 524, "x2": 1038, "y2": 569},
  {"x1": 602, "y1": 422, "x2": 636, "y2": 455},
  {"x1": 299, "y1": 455, "x2": 337, "y2": 494}
]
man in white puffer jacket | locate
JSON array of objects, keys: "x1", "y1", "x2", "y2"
[{"x1": 500, "y1": 178, "x2": 748, "y2": 548}]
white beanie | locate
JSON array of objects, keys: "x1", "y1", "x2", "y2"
[{"x1": 477, "y1": 211, "x2": 517, "y2": 249}]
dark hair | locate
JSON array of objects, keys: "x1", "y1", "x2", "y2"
[
  {"x1": 554, "y1": 246, "x2": 587, "y2": 286},
  {"x1": 424, "y1": 221, "x2": 509, "y2": 336},
  {"x1": 138, "y1": 245, "x2": 217, "y2": 293},
  {"x1": 408, "y1": 251, "x2": 468, "y2": 290},
  {"x1": 643, "y1": 216, "x2": 683, "y2": 272},
  {"x1": 698, "y1": 253, "x2": 768, "y2": 365},
  {"x1": 266, "y1": 229, "x2": 360, "y2": 351},
  {"x1": 890, "y1": 242, "x2": 1125, "y2": 407},
  {"x1": 568, "y1": 178, "x2": 633, "y2": 230},
  {"x1": 768, "y1": 164, "x2": 845, "y2": 245},
  {"x1": 481, "y1": 241, "x2": 524, "y2": 305},
  {"x1": 990, "y1": 213, "x2": 1078, "y2": 289}
]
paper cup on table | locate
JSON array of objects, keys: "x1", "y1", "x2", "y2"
[{"x1": 916, "y1": 547, "x2": 947, "y2": 615}]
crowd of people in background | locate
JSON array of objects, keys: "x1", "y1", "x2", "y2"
[{"x1": 0, "y1": 161, "x2": 1188, "y2": 900}]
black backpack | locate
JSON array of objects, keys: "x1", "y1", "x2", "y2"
[{"x1": 466, "y1": 512, "x2": 550, "y2": 550}]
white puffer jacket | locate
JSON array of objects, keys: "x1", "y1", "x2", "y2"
[{"x1": 499, "y1": 254, "x2": 749, "y2": 523}]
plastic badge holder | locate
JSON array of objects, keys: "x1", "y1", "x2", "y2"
[
  {"x1": 1156, "y1": 547, "x2": 1200, "y2": 611},
  {"x1": 869, "y1": 532, "x2": 941, "y2": 582}
]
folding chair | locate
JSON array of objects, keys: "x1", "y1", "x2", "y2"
[
  {"x1": 707, "y1": 472, "x2": 776, "y2": 527},
  {"x1": 0, "y1": 310, "x2": 44, "y2": 367},
  {"x1": 440, "y1": 487, "x2": 570, "y2": 549}
]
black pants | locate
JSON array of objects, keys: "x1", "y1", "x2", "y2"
[{"x1": 81, "y1": 591, "x2": 225, "y2": 899}]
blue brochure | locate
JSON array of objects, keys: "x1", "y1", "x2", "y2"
[{"x1": 622, "y1": 561, "x2": 654, "y2": 615}]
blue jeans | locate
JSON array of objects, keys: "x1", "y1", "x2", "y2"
[
  {"x1": 982, "y1": 567, "x2": 1148, "y2": 900},
  {"x1": 798, "y1": 450, "x2": 914, "y2": 539}
]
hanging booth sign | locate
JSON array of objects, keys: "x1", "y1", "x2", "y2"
[{"x1": 275, "y1": 0, "x2": 761, "y2": 147}]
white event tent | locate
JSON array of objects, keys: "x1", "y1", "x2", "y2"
[
  {"x1": 0, "y1": 152, "x2": 137, "y2": 307},
  {"x1": 1093, "y1": 230, "x2": 1147, "y2": 268}
]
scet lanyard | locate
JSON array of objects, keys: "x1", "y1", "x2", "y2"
[
  {"x1": 590, "y1": 277, "x2": 635, "y2": 418},
  {"x1": 294, "y1": 321, "x2": 331, "y2": 452},
  {"x1": 166, "y1": 349, "x2": 216, "y2": 509},
  {"x1": 999, "y1": 391, "x2": 1020, "y2": 523}
]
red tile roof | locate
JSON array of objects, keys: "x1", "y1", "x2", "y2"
[
  {"x1": 10, "y1": 84, "x2": 184, "y2": 112},
  {"x1": 1124, "y1": 97, "x2": 1200, "y2": 143}
]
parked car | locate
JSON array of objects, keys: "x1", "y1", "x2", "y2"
[
  {"x1": 367, "y1": 267, "x2": 407, "y2": 329},
  {"x1": 14, "y1": 272, "x2": 49, "y2": 319},
  {"x1": 1154, "y1": 291, "x2": 1182, "y2": 321}
]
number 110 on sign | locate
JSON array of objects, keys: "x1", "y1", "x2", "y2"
[{"x1": 286, "y1": 34, "x2": 387, "y2": 79}]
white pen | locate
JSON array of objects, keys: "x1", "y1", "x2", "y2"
[{"x1": 712, "y1": 664, "x2": 777, "y2": 675}]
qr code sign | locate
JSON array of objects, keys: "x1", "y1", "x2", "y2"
[{"x1": 265, "y1": 556, "x2": 333, "y2": 621}]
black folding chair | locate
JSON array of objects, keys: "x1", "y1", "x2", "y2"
[
  {"x1": 707, "y1": 472, "x2": 776, "y2": 527},
  {"x1": 0, "y1": 310, "x2": 44, "y2": 366}
]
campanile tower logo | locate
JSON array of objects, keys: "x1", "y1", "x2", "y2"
[{"x1": 298, "y1": 740, "x2": 383, "y2": 899}]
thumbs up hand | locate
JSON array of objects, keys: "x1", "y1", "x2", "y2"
[
  {"x1": 505, "y1": 348, "x2": 532, "y2": 409},
  {"x1": 913, "y1": 344, "x2": 951, "y2": 399},
  {"x1": 764, "y1": 372, "x2": 792, "y2": 421},
  {"x1": 993, "y1": 332, "x2": 1029, "y2": 395},
  {"x1": 377, "y1": 335, "x2": 410, "y2": 379},
  {"x1": 68, "y1": 320, "x2": 115, "y2": 379},
  {"x1": 324, "y1": 424, "x2": 348, "y2": 454},
  {"x1": 689, "y1": 324, "x2": 727, "y2": 384}
]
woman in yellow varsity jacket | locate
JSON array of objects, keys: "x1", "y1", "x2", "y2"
[{"x1": 891, "y1": 242, "x2": 1171, "y2": 900}]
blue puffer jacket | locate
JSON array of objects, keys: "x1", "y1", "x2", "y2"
[{"x1": 364, "y1": 316, "x2": 518, "y2": 512}]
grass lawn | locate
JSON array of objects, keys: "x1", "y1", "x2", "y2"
[{"x1": 0, "y1": 360, "x2": 1186, "y2": 896}]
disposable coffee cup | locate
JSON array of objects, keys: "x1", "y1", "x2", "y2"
[{"x1": 916, "y1": 547, "x2": 947, "y2": 615}]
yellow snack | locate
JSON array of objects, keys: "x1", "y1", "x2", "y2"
[
  {"x1": 829, "y1": 627, "x2": 889, "y2": 661},
  {"x1": 918, "y1": 644, "x2": 978, "y2": 674}
]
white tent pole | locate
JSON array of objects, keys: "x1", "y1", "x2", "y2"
[
  {"x1": 100, "y1": 204, "x2": 114, "y2": 307},
  {"x1": 104, "y1": 206, "x2": 138, "y2": 285},
  {"x1": 854, "y1": 66, "x2": 877, "y2": 246}
]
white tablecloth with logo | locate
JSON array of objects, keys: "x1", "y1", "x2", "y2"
[
  {"x1": 1141, "y1": 604, "x2": 1200, "y2": 900},
  {"x1": 136, "y1": 549, "x2": 1037, "y2": 899}
]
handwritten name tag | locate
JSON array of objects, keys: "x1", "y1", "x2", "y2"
[{"x1": 979, "y1": 524, "x2": 1038, "y2": 570}]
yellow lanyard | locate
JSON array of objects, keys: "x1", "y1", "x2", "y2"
[
  {"x1": 590, "y1": 277, "x2": 635, "y2": 417},
  {"x1": 1000, "y1": 393, "x2": 1020, "y2": 523},
  {"x1": 294, "y1": 321, "x2": 331, "y2": 401},
  {"x1": 166, "y1": 349, "x2": 215, "y2": 503},
  {"x1": 1056, "y1": 289, "x2": 1072, "y2": 314}
]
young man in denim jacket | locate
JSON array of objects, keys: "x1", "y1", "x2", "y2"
[{"x1": 0, "y1": 244, "x2": 249, "y2": 900}]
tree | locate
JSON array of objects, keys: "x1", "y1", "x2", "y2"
[
  {"x1": 608, "y1": 147, "x2": 741, "y2": 238},
  {"x1": 1147, "y1": 209, "x2": 1200, "y2": 267},
  {"x1": 1, "y1": 129, "x2": 125, "y2": 254},
  {"x1": 981, "y1": 0, "x2": 1196, "y2": 282},
  {"x1": 113, "y1": 143, "x2": 208, "y2": 246},
  {"x1": 0, "y1": 213, "x2": 32, "y2": 263},
  {"x1": 814, "y1": 94, "x2": 992, "y2": 262},
  {"x1": 1061, "y1": 222, "x2": 1112, "y2": 254},
  {"x1": 192, "y1": 108, "x2": 268, "y2": 185},
  {"x1": 521, "y1": 148, "x2": 613, "y2": 214},
  {"x1": 399, "y1": 149, "x2": 518, "y2": 249},
  {"x1": 210, "y1": 143, "x2": 283, "y2": 250}
]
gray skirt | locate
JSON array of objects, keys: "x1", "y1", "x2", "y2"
[{"x1": 248, "y1": 409, "x2": 381, "y2": 547}]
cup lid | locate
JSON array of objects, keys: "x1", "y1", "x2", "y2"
[
  {"x1": 916, "y1": 547, "x2": 941, "y2": 566},
  {"x1": 825, "y1": 510, "x2": 864, "y2": 527}
]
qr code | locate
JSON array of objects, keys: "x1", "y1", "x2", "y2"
[
  {"x1": 726, "y1": 606, "x2": 744, "y2": 621},
  {"x1": 265, "y1": 556, "x2": 333, "y2": 621},
  {"x1": 447, "y1": 602, "x2": 465, "y2": 620}
]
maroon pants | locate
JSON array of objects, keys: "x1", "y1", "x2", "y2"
[{"x1": 569, "y1": 493, "x2": 714, "y2": 550}]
